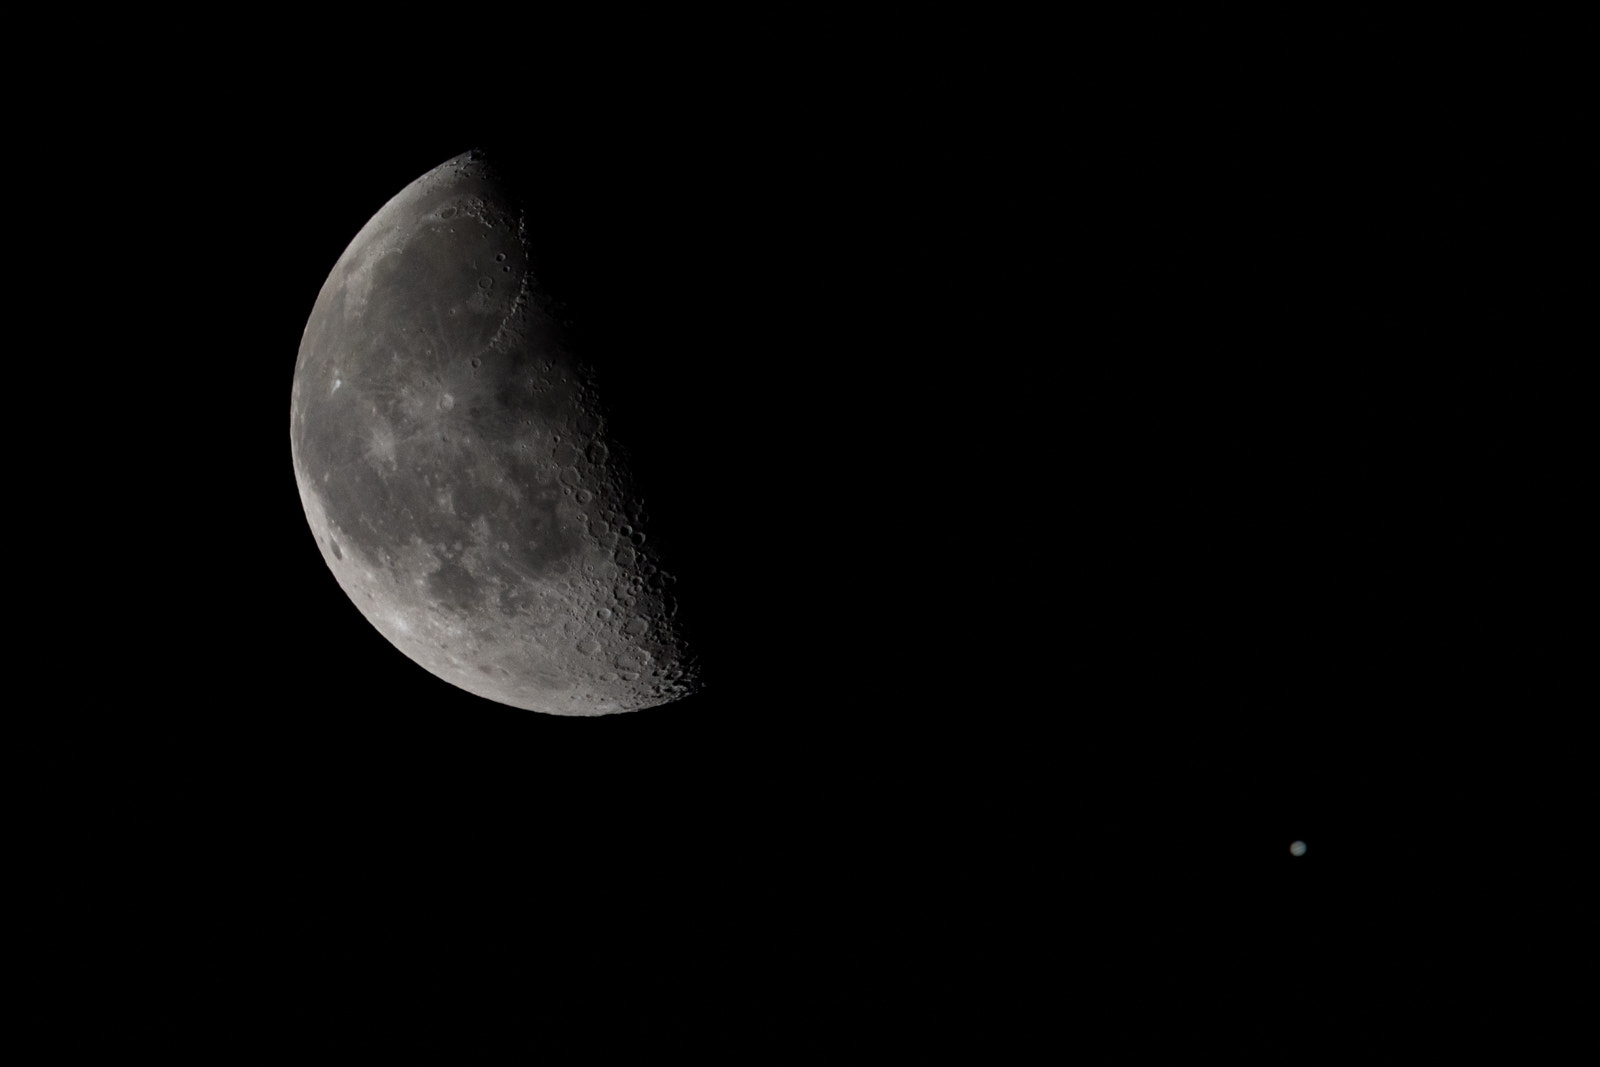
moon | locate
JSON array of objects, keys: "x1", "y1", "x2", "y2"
[{"x1": 289, "y1": 149, "x2": 701, "y2": 716}]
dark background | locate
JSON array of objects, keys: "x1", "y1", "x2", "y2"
[{"x1": 23, "y1": 24, "x2": 1581, "y2": 1059}]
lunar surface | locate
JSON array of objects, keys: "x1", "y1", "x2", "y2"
[{"x1": 290, "y1": 150, "x2": 700, "y2": 715}]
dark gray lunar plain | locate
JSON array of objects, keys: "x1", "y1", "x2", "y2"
[{"x1": 290, "y1": 150, "x2": 700, "y2": 715}]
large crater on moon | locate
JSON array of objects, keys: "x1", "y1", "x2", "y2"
[{"x1": 289, "y1": 149, "x2": 701, "y2": 715}]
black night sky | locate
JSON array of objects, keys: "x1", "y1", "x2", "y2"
[{"x1": 24, "y1": 25, "x2": 1579, "y2": 1059}]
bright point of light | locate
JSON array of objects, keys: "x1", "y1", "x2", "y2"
[{"x1": 1289, "y1": 841, "x2": 1307, "y2": 857}]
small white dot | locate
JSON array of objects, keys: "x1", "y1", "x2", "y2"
[{"x1": 1290, "y1": 841, "x2": 1308, "y2": 857}]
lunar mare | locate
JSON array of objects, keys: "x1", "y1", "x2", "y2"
[{"x1": 290, "y1": 150, "x2": 699, "y2": 715}]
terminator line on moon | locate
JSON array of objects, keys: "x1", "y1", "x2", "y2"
[{"x1": 290, "y1": 150, "x2": 700, "y2": 715}]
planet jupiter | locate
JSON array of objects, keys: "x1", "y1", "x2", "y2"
[{"x1": 289, "y1": 149, "x2": 701, "y2": 715}]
